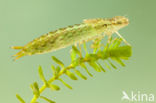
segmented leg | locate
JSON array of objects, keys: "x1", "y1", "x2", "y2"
[
  {"x1": 115, "y1": 31, "x2": 130, "y2": 46},
  {"x1": 73, "y1": 33, "x2": 106, "y2": 56},
  {"x1": 78, "y1": 43, "x2": 82, "y2": 58},
  {"x1": 91, "y1": 34, "x2": 105, "y2": 49},
  {"x1": 73, "y1": 42, "x2": 82, "y2": 58},
  {"x1": 108, "y1": 35, "x2": 112, "y2": 44}
]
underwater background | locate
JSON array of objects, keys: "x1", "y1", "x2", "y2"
[{"x1": 0, "y1": 0, "x2": 156, "y2": 103}]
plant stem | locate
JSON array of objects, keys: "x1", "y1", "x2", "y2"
[
  {"x1": 30, "y1": 65, "x2": 73, "y2": 103},
  {"x1": 30, "y1": 45, "x2": 131, "y2": 103}
]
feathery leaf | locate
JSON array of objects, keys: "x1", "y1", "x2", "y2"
[
  {"x1": 30, "y1": 82, "x2": 40, "y2": 98},
  {"x1": 104, "y1": 62, "x2": 111, "y2": 70},
  {"x1": 96, "y1": 62, "x2": 106, "y2": 72},
  {"x1": 38, "y1": 66, "x2": 48, "y2": 86},
  {"x1": 112, "y1": 57, "x2": 125, "y2": 66},
  {"x1": 52, "y1": 56, "x2": 64, "y2": 68},
  {"x1": 50, "y1": 84, "x2": 60, "y2": 91},
  {"x1": 70, "y1": 49, "x2": 77, "y2": 62},
  {"x1": 58, "y1": 78, "x2": 72, "y2": 89},
  {"x1": 74, "y1": 69, "x2": 87, "y2": 80},
  {"x1": 80, "y1": 63, "x2": 93, "y2": 77},
  {"x1": 16, "y1": 94, "x2": 25, "y2": 103},
  {"x1": 65, "y1": 71, "x2": 78, "y2": 80},
  {"x1": 88, "y1": 61, "x2": 101, "y2": 72},
  {"x1": 107, "y1": 60, "x2": 117, "y2": 69},
  {"x1": 72, "y1": 46, "x2": 81, "y2": 56},
  {"x1": 40, "y1": 96, "x2": 55, "y2": 103}
]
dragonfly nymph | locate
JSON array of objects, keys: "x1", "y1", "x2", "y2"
[{"x1": 12, "y1": 16, "x2": 129, "y2": 60}]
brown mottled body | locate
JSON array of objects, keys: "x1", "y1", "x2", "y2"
[{"x1": 12, "y1": 16, "x2": 129, "y2": 60}]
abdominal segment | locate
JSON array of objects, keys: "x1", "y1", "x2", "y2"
[{"x1": 24, "y1": 24, "x2": 97, "y2": 55}]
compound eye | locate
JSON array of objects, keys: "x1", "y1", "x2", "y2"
[{"x1": 117, "y1": 21, "x2": 122, "y2": 24}]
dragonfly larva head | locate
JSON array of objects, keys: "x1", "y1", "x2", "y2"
[{"x1": 111, "y1": 16, "x2": 129, "y2": 29}]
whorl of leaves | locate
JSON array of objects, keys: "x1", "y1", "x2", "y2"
[{"x1": 16, "y1": 38, "x2": 132, "y2": 103}]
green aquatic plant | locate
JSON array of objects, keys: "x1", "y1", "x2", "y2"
[{"x1": 16, "y1": 38, "x2": 132, "y2": 103}]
